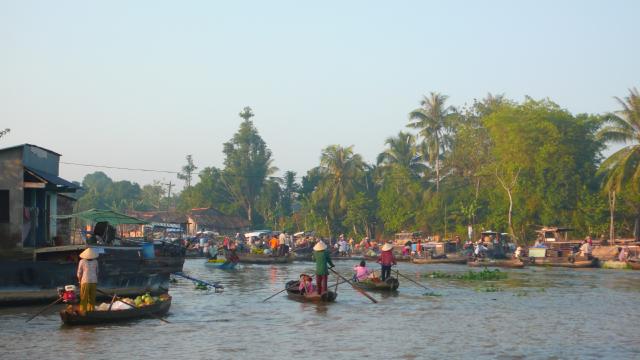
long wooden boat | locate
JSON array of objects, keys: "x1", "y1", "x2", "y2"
[
  {"x1": 204, "y1": 259, "x2": 238, "y2": 270},
  {"x1": 412, "y1": 257, "x2": 467, "y2": 265},
  {"x1": 363, "y1": 255, "x2": 412, "y2": 262},
  {"x1": 285, "y1": 280, "x2": 337, "y2": 303},
  {"x1": 237, "y1": 254, "x2": 293, "y2": 264},
  {"x1": 468, "y1": 258, "x2": 525, "y2": 269},
  {"x1": 60, "y1": 296, "x2": 171, "y2": 325},
  {"x1": 627, "y1": 260, "x2": 640, "y2": 270},
  {"x1": 529, "y1": 257, "x2": 597, "y2": 268},
  {"x1": 354, "y1": 277, "x2": 399, "y2": 291}
]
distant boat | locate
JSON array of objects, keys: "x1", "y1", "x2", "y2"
[{"x1": 204, "y1": 259, "x2": 238, "y2": 270}]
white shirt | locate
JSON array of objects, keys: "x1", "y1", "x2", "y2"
[
  {"x1": 77, "y1": 259, "x2": 99, "y2": 284},
  {"x1": 279, "y1": 233, "x2": 286, "y2": 245}
]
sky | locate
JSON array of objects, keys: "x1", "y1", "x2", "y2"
[{"x1": 1, "y1": 0, "x2": 638, "y2": 190}]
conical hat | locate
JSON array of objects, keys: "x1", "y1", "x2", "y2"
[
  {"x1": 381, "y1": 243, "x2": 393, "y2": 251},
  {"x1": 80, "y1": 247, "x2": 99, "y2": 259},
  {"x1": 313, "y1": 241, "x2": 327, "y2": 251}
]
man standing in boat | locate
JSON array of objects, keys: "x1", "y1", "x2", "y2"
[
  {"x1": 377, "y1": 243, "x2": 396, "y2": 281},
  {"x1": 77, "y1": 248, "x2": 99, "y2": 313},
  {"x1": 312, "y1": 241, "x2": 334, "y2": 295}
]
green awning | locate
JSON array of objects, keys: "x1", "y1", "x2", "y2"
[{"x1": 58, "y1": 209, "x2": 149, "y2": 225}]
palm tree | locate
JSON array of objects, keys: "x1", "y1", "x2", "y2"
[
  {"x1": 376, "y1": 131, "x2": 427, "y2": 177},
  {"x1": 597, "y1": 87, "x2": 640, "y2": 241},
  {"x1": 408, "y1": 92, "x2": 456, "y2": 191},
  {"x1": 314, "y1": 145, "x2": 366, "y2": 230}
]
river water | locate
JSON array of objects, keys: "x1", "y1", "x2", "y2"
[{"x1": 1, "y1": 259, "x2": 639, "y2": 360}]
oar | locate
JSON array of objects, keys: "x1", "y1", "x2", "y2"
[
  {"x1": 262, "y1": 284, "x2": 299, "y2": 302},
  {"x1": 25, "y1": 297, "x2": 63, "y2": 323},
  {"x1": 395, "y1": 270, "x2": 432, "y2": 291},
  {"x1": 172, "y1": 272, "x2": 224, "y2": 289},
  {"x1": 329, "y1": 268, "x2": 377, "y2": 304},
  {"x1": 96, "y1": 288, "x2": 170, "y2": 324}
]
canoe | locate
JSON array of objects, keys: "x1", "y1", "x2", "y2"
[
  {"x1": 285, "y1": 280, "x2": 337, "y2": 303},
  {"x1": 204, "y1": 259, "x2": 238, "y2": 270},
  {"x1": 355, "y1": 277, "x2": 399, "y2": 292},
  {"x1": 412, "y1": 257, "x2": 467, "y2": 265},
  {"x1": 529, "y1": 257, "x2": 597, "y2": 268},
  {"x1": 468, "y1": 259, "x2": 525, "y2": 269},
  {"x1": 60, "y1": 296, "x2": 171, "y2": 326},
  {"x1": 237, "y1": 254, "x2": 293, "y2": 264}
]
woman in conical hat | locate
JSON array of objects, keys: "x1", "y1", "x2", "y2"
[
  {"x1": 77, "y1": 248, "x2": 99, "y2": 312},
  {"x1": 377, "y1": 242, "x2": 396, "y2": 281},
  {"x1": 312, "y1": 241, "x2": 334, "y2": 295}
]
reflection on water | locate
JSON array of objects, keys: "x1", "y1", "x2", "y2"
[{"x1": 2, "y1": 260, "x2": 640, "y2": 359}]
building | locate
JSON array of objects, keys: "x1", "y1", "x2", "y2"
[
  {"x1": 187, "y1": 208, "x2": 249, "y2": 235},
  {"x1": 0, "y1": 144, "x2": 78, "y2": 251}
]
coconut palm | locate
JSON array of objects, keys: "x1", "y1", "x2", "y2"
[
  {"x1": 314, "y1": 145, "x2": 366, "y2": 224},
  {"x1": 408, "y1": 92, "x2": 456, "y2": 191},
  {"x1": 376, "y1": 131, "x2": 427, "y2": 177},
  {"x1": 597, "y1": 87, "x2": 640, "y2": 241}
]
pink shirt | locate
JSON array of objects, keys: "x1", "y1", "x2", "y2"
[
  {"x1": 353, "y1": 265, "x2": 372, "y2": 281},
  {"x1": 299, "y1": 280, "x2": 315, "y2": 294}
]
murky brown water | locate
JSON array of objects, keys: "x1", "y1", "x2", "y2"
[{"x1": 2, "y1": 259, "x2": 639, "y2": 359}]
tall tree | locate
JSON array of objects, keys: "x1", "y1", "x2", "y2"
[
  {"x1": 376, "y1": 131, "x2": 426, "y2": 177},
  {"x1": 221, "y1": 107, "x2": 275, "y2": 224},
  {"x1": 597, "y1": 87, "x2": 640, "y2": 241},
  {"x1": 408, "y1": 92, "x2": 456, "y2": 191},
  {"x1": 177, "y1": 155, "x2": 197, "y2": 189},
  {"x1": 0, "y1": 128, "x2": 9, "y2": 140}
]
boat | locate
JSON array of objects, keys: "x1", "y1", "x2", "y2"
[
  {"x1": 59, "y1": 295, "x2": 172, "y2": 325},
  {"x1": 204, "y1": 259, "x2": 238, "y2": 270},
  {"x1": 468, "y1": 258, "x2": 525, "y2": 268},
  {"x1": 354, "y1": 277, "x2": 399, "y2": 292},
  {"x1": 237, "y1": 253, "x2": 293, "y2": 264},
  {"x1": 412, "y1": 256, "x2": 467, "y2": 265},
  {"x1": 627, "y1": 260, "x2": 640, "y2": 270},
  {"x1": 284, "y1": 280, "x2": 337, "y2": 302},
  {"x1": 529, "y1": 257, "x2": 597, "y2": 268}
]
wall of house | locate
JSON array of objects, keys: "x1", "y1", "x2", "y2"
[
  {"x1": 22, "y1": 145, "x2": 59, "y2": 175},
  {"x1": 0, "y1": 147, "x2": 24, "y2": 249}
]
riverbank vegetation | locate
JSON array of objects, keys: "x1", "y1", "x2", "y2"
[{"x1": 74, "y1": 89, "x2": 640, "y2": 243}]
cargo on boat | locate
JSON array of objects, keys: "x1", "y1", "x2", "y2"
[{"x1": 60, "y1": 294, "x2": 171, "y2": 326}]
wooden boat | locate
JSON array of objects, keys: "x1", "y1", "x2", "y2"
[
  {"x1": 204, "y1": 259, "x2": 238, "y2": 270},
  {"x1": 627, "y1": 260, "x2": 640, "y2": 270},
  {"x1": 60, "y1": 296, "x2": 171, "y2": 325},
  {"x1": 468, "y1": 258, "x2": 525, "y2": 269},
  {"x1": 412, "y1": 256, "x2": 467, "y2": 265},
  {"x1": 529, "y1": 257, "x2": 597, "y2": 268},
  {"x1": 285, "y1": 280, "x2": 337, "y2": 303},
  {"x1": 354, "y1": 277, "x2": 399, "y2": 292},
  {"x1": 237, "y1": 254, "x2": 293, "y2": 264}
]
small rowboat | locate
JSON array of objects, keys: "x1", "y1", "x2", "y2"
[
  {"x1": 60, "y1": 296, "x2": 171, "y2": 326},
  {"x1": 285, "y1": 280, "x2": 337, "y2": 303},
  {"x1": 204, "y1": 259, "x2": 238, "y2": 270},
  {"x1": 468, "y1": 259, "x2": 525, "y2": 269},
  {"x1": 529, "y1": 257, "x2": 597, "y2": 268},
  {"x1": 412, "y1": 257, "x2": 467, "y2": 265},
  {"x1": 354, "y1": 277, "x2": 399, "y2": 292},
  {"x1": 627, "y1": 260, "x2": 640, "y2": 270},
  {"x1": 238, "y1": 254, "x2": 293, "y2": 264}
]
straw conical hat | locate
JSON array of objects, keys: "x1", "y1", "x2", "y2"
[
  {"x1": 313, "y1": 241, "x2": 327, "y2": 251},
  {"x1": 80, "y1": 248, "x2": 99, "y2": 259},
  {"x1": 381, "y1": 243, "x2": 393, "y2": 251}
]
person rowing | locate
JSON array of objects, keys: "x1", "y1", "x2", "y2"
[
  {"x1": 377, "y1": 243, "x2": 396, "y2": 281},
  {"x1": 312, "y1": 241, "x2": 335, "y2": 295}
]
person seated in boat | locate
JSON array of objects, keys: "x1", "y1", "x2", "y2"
[
  {"x1": 298, "y1": 274, "x2": 316, "y2": 295},
  {"x1": 533, "y1": 238, "x2": 547, "y2": 248},
  {"x1": 226, "y1": 243, "x2": 240, "y2": 263},
  {"x1": 514, "y1": 246, "x2": 524, "y2": 259},
  {"x1": 474, "y1": 241, "x2": 488, "y2": 259},
  {"x1": 377, "y1": 243, "x2": 396, "y2": 281},
  {"x1": 353, "y1": 260, "x2": 373, "y2": 281},
  {"x1": 580, "y1": 239, "x2": 593, "y2": 259},
  {"x1": 618, "y1": 246, "x2": 629, "y2": 262}
]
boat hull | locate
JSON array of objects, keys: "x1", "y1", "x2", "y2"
[
  {"x1": 529, "y1": 257, "x2": 597, "y2": 268},
  {"x1": 60, "y1": 297, "x2": 171, "y2": 325},
  {"x1": 468, "y1": 259, "x2": 525, "y2": 268},
  {"x1": 412, "y1": 257, "x2": 467, "y2": 265},
  {"x1": 285, "y1": 280, "x2": 336, "y2": 303},
  {"x1": 204, "y1": 260, "x2": 238, "y2": 270},
  {"x1": 355, "y1": 277, "x2": 399, "y2": 292}
]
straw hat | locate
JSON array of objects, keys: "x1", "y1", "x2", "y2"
[
  {"x1": 381, "y1": 243, "x2": 393, "y2": 251},
  {"x1": 79, "y1": 247, "x2": 99, "y2": 259},
  {"x1": 313, "y1": 241, "x2": 327, "y2": 251}
]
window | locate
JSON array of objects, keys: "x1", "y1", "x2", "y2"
[{"x1": 0, "y1": 190, "x2": 8, "y2": 223}]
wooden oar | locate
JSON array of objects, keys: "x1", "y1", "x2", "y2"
[
  {"x1": 262, "y1": 284, "x2": 298, "y2": 302},
  {"x1": 25, "y1": 297, "x2": 63, "y2": 323},
  {"x1": 96, "y1": 288, "x2": 170, "y2": 324},
  {"x1": 329, "y1": 268, "x2": 377, "y2": 303},
  {"x1": 395, "y1": 270, "x2": 432, "y2": 291}
]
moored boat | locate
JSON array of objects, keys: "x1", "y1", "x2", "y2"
[
  {"x1": 354, "y1": 277, "x2": 399, "y2": 291},
  {"x1": 238, "y1": 254, "x2": 293, "y2": 264},
  {"x1": 204, "y1": 259, "x2": 238, "y2": 270},
  {"x1": 468, "y1": 258, "x2": 525, "y2": 269},
  {"x1": 59, "y1": 295, "x2": 172, "y2": 325},
  {"x1": 627, "y1": 260, "x2": 640, "y2": 270},
  {"x1": 412, "y1": 256, "x2": 467, "y2": 265},
  {"x1": 529, "y1": 257, "x2": 597, "y2": 268},
  {"x1": 285, "y1": 280, "x2": 337, "y2": 302}
]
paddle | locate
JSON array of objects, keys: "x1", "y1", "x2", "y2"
[
  {"x1": 262, "y1": 284, "x2": 298, "y2": 302},
  {"x1": 96, "y1": 288, "x2": 170, "y2": 324},
  {"x1": 172, "y1": 272, "x2": 224, "y2": 290},
  {"x1": 394, "y1": 269, "x2": 433, "y2": 291},
  {"x1": 329, "y1": 268, "x2": 377, "y2": 304},
  {"x1": 25, "y1": 297, "x2": 63, "y2": 323}
]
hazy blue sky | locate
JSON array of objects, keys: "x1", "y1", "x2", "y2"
[{"x1": 1, "y1": 0, "x2": 638, "y2": 190}]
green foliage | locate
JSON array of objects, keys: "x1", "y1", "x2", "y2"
[
  {"x1": 377, "y1": 166, "x2": 421, "y2": 234},
  {"x1": 426, "y1": 268, "x2": 508, "y2": 281}
]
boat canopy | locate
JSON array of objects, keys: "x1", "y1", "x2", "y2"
[{"x1": 58, "y1": 209, "x2": 149, "y2": 225}]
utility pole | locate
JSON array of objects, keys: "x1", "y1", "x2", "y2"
[{"x1": 166, "y1": 181, "x2": 174, "y2": 210}]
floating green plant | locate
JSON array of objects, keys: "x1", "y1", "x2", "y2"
[{"x1": 426, "y1": 268, "x2": 508, "y2": 281}]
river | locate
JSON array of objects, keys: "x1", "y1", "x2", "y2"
[{"x1": 1, "y1": 259, "x2": 639, "y2": 359}]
